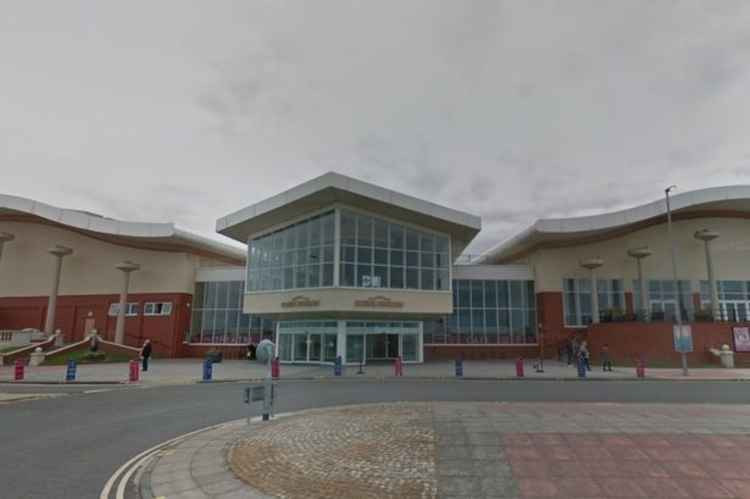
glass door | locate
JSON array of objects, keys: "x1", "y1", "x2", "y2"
[
  {"x1": 293, "y1": 333, "x2": 308, "y2": 361},
  {"x1": 309, "y1": 334, "x2": 322, "y2": 361},
  {"x1": 347, "y1": 335, "x2": 365, "y2": 365}
]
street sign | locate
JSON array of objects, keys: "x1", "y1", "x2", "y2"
[
  {"x1": 673, "y1": 325, "x2": 693, "y2": 353},
  {"x1": 243, "y1": 385, "x2": 270, "y2": 404},
  {"x1": 733, "y1": 327, "x2": 750, "y2": 352}
]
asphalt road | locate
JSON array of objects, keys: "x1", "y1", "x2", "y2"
[{"x1": 2, "y1": 379, "x2": 750, "y2": 499}]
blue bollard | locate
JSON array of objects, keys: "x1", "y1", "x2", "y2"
[
  {"x1": 455, "y1": 358, "x2": 464, "y2": 377},
  {"x1": 577, "y1": 356, "x2": 586, "y2": 378},
  {"x1": 65, "y1": 359, "x2": 77, "y2": 382},
  {"x1": 202, "y1": 359, "x2": 213, "y2": 381},
  {"x1": 334, "y1": 355, "x2": 342, "y2": 376}
]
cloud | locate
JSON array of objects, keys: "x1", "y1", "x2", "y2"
[{"x1": 3, "y1": 1, "x2": 750, "y2": 256}]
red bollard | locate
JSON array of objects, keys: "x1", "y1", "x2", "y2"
[
  {"x1": 14, "y1": 359, "x2": 24, "y2": 381},
  {"x1": 515, "y1": 357, "x2": 524, "y2": 378},
  {"x1": 271, "y1": 357, "x2": 280, "y2": 379},
  {"x1": 394, "y1": 356, "x2": 403, "y2": 377},
  {"x1": 129, "y1": 359, "x2": 140, "y2": 382}
]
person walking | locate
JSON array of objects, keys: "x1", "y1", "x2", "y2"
[
  {"x1": 601, "y1": 344, "x2": 613, "y2": 372},
  {"x1": 579, "y1": 340, "x2": 591, "y2": 371},
  {"x1": 140, "y1": 339, "x2": 152, "y2": 372},
  {"x1": 565, "y1": 338, "x2": 574, "y2": 365}
]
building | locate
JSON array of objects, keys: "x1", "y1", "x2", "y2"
[{"x1": 2, "y1": 175, "x2": 749, "y2": 365}]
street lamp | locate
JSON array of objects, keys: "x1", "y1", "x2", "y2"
[{"x1": 665, "y1": 185, "x2": 688, "y2": 376}]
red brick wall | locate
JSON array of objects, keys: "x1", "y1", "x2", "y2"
[
  {"x1": 424, "y1": 345, "x2": 540, "y2": 361},
  {"x1": 0, "y1": 293, "x2": 191, "y2": 357},
  {"x1": 585, "y1": 321, "x2": 750, "y2": 366}
]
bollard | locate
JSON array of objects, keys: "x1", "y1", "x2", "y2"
[
  {"x1": 271, "y1": 357, "x2": 280, "y2": 379},
  {"x1": 577, "y1": 356, "x2": 587, "y2": 378},
  {"x1": 14, "y1": 359, "x2": 24, "y2": 381},
  {"x1": 65, "y1": 359, "x2": 77, "y2": 382},
  {"x1": 636, "y1": 356, "x2": 645, "y2": 378},
  {"x1": 334, "y1": 355, "x2": 343, "y2": 376},
  {"x1": 394, "y1": 356, "x2": 403, "y2": 377},
  {"x1": 455, "y1": 358, "x2": 464, "y2": 377},
  {"x1": 202, "y1": 359, "x2": 213, "y2": 381},
  {"x1": 129, "y1": 359, "x2": 140, "y2": 382},
  {"x1": 515, "y1": 357, "x2": 524, "y2": 378}
]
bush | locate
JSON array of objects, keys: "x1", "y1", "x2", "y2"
[{"x1": 79, "y1": 351, "x2": 107, "y2": 363}]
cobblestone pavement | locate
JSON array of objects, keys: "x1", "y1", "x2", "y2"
[{"x1": 139, "y1": 402, "x2": 750, "y2": 499}]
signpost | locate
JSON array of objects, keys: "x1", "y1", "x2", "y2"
[
  {"x1": 673, "y1": 324, "x2": 694, "y2": 353},
  {"x1": 243, "y1": 384, "x2": 275, "y2": 425}
]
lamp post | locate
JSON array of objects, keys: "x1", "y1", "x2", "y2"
[
  {"x1": 694, "y1": 229, "x2": 720, "y2": 321},
  {"x1": 45, "y1": 245, "x2": 73, "y2": 344},
  {"x1": 114, "y1": 261, "x2": 140, "y2": 345},
  {"x1": 665, "y1": 185, "x2": 688, "y2": 376},
  {"x1": 581, "y1": 258, "x2": 604, "y2": 323},
  {"x1": 627, "y1": 247, "x2": 652, "y2": 321}
]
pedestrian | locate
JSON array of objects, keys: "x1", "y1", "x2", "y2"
[
  {"x1": 571, "y1": 337, "x2": 580, "y2": 367},
  {"x1": 601, "y1": 344, "x2": 613, "y2": 372},
  {"x1": 140, "y1": 339, "x2": 152, "y2": 372},
  {"x1": 579, "y1": 340, "x2": 591, "y2": 371},
  {"x1": 246, "y1": 342, "x2": 257, "y2": 361},
  {"x1": 565, "y1": 338, "x2": 574, "y2": 365}
]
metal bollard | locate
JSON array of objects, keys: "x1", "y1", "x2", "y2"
[
  {"x1": 577, "y1": 356, "x2": 587, "y2": 378},
  {"x1": 202, "y1": 359, "x2": 213, "y2": 381},
  {"x1": 129, "y1": 359, "x2": 140, "y2": 382},
  {"x1": 334, "y1": 355, "x2": 342, "y2": 376},
  {"x1": 271, "y1": 357, "x2": 280, "y2": 379},
  {"x1": 394, "y1": 356, "x2": 403, "y2": 377},
  {"x1": 14, "y1": 359, "x2": 24, "y2": 381},
  {"x1": 65, "y1": 359, "x2": 77, "y2": 382},
  {"x1": 455, "y1": 358, "x2": 464, "y2": 377},
  {"x1": 515, "y1": 357, "x2": 524, "y2": 378}
]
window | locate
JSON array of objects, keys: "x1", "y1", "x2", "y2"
[
  {"x1": 339, "y1": 209, "x2": 450, "y2": 291},
  {"x1": 189, "y1": 281, "x2": 274, "y2": 344},
  {"x1": 634, "y1": 279, "x2": 692, "y2": 322},
  {"x1": 563, "y1": 278, "x2": 624, "y2": 325},
  {"x1": 431, "y1": 279, "x2": 536, "y2": 345},
  {"x1": 108, "y1": 303, "x2": 139, "y2": 317},
  {"x1": 700, "y1": 280, "x2": 750, "y2": 322},
  {"x1": 247, "y1": 211, "x2": 335, "y2": 292},
  {"x1": 144, "y1": 302, "x2": 173, "y2": 316}
]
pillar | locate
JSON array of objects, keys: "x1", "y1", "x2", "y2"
[
  {"x1": 44, "y1": 245, "x2": 73, "y2": 343},
  {"x1": 627, "y1": 247, "x2": 653, "y2": 322},
  {"x1": 114, "y1": 261, "x2": 140, "y2": 345},
  {"x1": 694, "y1": 229, "x2": 720, "y2": 321},
  {"x1": 0, "y1": 232, "x2": 14, "y2": 264},
  {"x1": 581, "y1": 258, "x2": 604, "y2": 324}
]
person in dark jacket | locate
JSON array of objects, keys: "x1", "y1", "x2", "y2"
[
  {"x1": 140, "y1": 339, "x2": 152, "y2": 372},
  {"x1": 246, "y1": 342, "x2": 257, "y2": 361}
]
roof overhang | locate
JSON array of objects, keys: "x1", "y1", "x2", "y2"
[
  {"x1": 477, "y1": 185, "x2": 750, "y2": 264},
  {"x1": 217, "y1": 172, "x2": 482, "y2": 257},
  {"x1": 0, "y1": 194, "x2": 245, "y2": 265}
]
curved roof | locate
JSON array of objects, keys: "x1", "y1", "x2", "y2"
[
  {"x1": 217, "y1": 172, "x2": 482, "y2": 257},
  {"x1": 477, "y1": 185, "x2": 750, "y2": 264},
  {"x1": 0, "y1": 193, "x2": 245, "y2": 265}
]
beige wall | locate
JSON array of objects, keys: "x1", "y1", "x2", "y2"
[
  {"x1": 0, "y1": 221, "x2": 200, "y2": 296},
  {"x1": 522, "y1": 217, "x2": 750, "y2": 292},
  {"x1": 244, "y1": 288, "x2": 452, "y2": 316}
]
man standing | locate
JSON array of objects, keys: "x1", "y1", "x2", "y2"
[{"x1": 140, "y1": 339, "x2": 152, "y2": 372}]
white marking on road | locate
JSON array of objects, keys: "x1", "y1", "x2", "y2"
[{"x1": 83, "y1": 389, "x2": 113, "y2": 394}]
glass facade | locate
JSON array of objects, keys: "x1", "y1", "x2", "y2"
[
  {"x1": 634, "y1": 279, "x2": 692, "y2": 322},
  {"x1": 339, "y1": 209, "x2": 450, "y2": 290},
  {"x1": 700, "y1": 280, "x2": 750, "y2": 321},
  {"x1": 424, "y1": 279, "x2": 537, "y2": 344},
  {"x1": 189, "y1": 281, "x2": 275, "y2": 344},
  {"x1": 247, "y1": 211, "x2": 335, "y2": 291},
  {"x1": 277, "y1": 321, "x2": 338, "y2": 362},
  {"x1": 564, "y1": 278, "x2": 624, "y2": 325}
]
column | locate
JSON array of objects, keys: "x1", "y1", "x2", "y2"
[
  {"x1": 0, "y1": 232, "x2": 15, "y2": 264},
  {"x1": 581, "y1": 258, "x2": 604, "y2": 323},
  {"x1": 627, "y1": 247, "x2": 653, "y2": 322},
  {"x1": 45, "y1": 245, "x2": 73, "y2": 343},
  {"x1": 114, "y1": 261, "x2": 140, "y2": 344},
  {"x1": 694, "y1": 229, "x2": 720, "y2": 321}
]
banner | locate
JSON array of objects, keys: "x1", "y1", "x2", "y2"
[
  {"x1": 733, "y1": 327, "x2": 750, "y2": 352},
  {"x1": 673, "y1": 325, "x2": 693, "y2": 353}
]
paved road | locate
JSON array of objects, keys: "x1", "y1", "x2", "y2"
[{"x1": 2, "y1": 379, "x2": 750, "y2": 499}]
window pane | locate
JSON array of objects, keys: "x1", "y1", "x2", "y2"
[
  {"x1": 457, "y1": 280, "x2": 470, "y2": 308},
  {"x1": 358, "y1": 216, "x2": 372, "y2": 246},
  {"x1": 308, "y1": 264, "x2": 320, "y2": 287},
  {"x1": 374, "y1": 248, "x2": 388, "y2": 265},
  {"x1": 308, "y1": 217, "x2": 321, "y2": 247},
  {"x1": 358, "y1": 264, "x2": 373, "y2": 287},
  {"x1": 322, "y1": 212, "x2": 335, "y2": 244},
  {"x1": 437, "y1": 270, "x2": 450, "y2": 290},
  {"x1": 497, "y1": 281, "x2": 509, "y2": 308},
  {"x1": 216, "y1": 282, "x2": 228, "y2": 309},
  {"x1": 341, "y1": 263, "x2": 355, "y2": 286},
  {"x1": 343, "y1": 245, "x2": 356, "y2": 262},
  {"x1": 295, "y1": 266, "x2": 307, "y2": 288},
  {"x1": 421, "y1": 252, "x2": 434, "y2": 268},
  {"x1": 471, "y1": 281, "x2": 484, "y2": 308},
  {"x1": 341, "y1": 211, "x2": 356, "y2": 245},
  {"x1": 374, "y1": 220, "x2": 388, "y2": 248},
  {"x1": 510, "y1": 281, "x2": 523, "y2": 308},
  {"x1": 406, "y1": 230, "x2": 419, "y2": 250},
  {"x1": 357, "y1": 246, "x2": 372, "y2": 264},
  {"x1": 484, "y1": 280, "x2": 497, "y2": 308},
  {"x1": 406, "y1": 251, "x2": 419, "y2": 267},
  {"x1": 421, "y1": 234, "x2": 434, "y2": 252},
  {"x1": 323, "y1": 245, "x2": 334, "y2": 262},
  {"x1": 322, "y1": 263, "x2": 334, "y2": 286},
  {"x1": 389, "y1": 225, "x2": 404, "y2": 249},
  {"x1": 390, "y1": 250, "x2": 403, "y2": 266},
  {"x1": 373, "y1": 266, "x2": 387, "y2": 288},
  {"x1": 390, "y1": 266, "x2": 404, "y2": 288},
  {"x1": 406, "y1": 268, "x2": 419, "y2": 289},
  {"x1": 421, "y1": 269, "x2": 435, "y2": 290},
  {"x1": 436, "y1": 237, "x2": 449, "y2": 252}
]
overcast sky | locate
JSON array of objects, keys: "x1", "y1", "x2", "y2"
[{"x1": 3, "y1": 1, "x2": 750, "y2": 256}]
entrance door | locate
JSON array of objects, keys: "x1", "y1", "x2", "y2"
[
  {"x1": 309, "y1": 334, "x2": 322, "y2": 362},
  {"x1": 385, "y1": 334, "x2": 399, "y2": 358}
]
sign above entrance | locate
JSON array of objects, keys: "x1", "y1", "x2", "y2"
[
  {"x1": 281, "y1": 296, "x2": 320, "y2": 309},
  {"x1": 354, "y1": 295, "x2": 404, "y2": 309}
]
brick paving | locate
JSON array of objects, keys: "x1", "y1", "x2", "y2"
[{"x1": 139, "y1": 402, "x2": 750, "y2": 499}]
